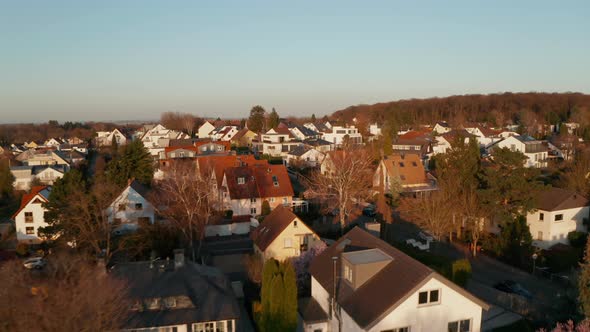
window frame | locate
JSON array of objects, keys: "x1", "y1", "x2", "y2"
[
  {"x1": 417, "y1": 289, "x2": 441, "y2": 306},
  {"x1": 555, "y1": 214, "x2": 564, "y2": 222},
  {"x1": 25, "y1": 226, "x2": 35, "y2": 235}
]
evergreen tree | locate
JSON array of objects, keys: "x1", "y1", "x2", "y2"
[
  {"x1": 282, "y1": 262, "x2": 298, "y2": 331},
  {"x1": 498, "y1": 215, "x2": 533, "y2": 266},
  {"x1": 0, "y1": 159, "x2": 15, "y2": 200},
  {"x1": 248, "y1": 105, "x2": 266, "y2": 133},
  {"x1": 106, "y1": 140, "x2": 153, "y2": 187},
  {"x1": 579, "y1": 236, "x2": 590, "y2": 318},
  {"x1": 311, "y1": 114, "x2": 316, "y2": 123},
  {"x1": 258, "y1": 259, "x2": 297, "y2": 332},
  {"x1": 267, "y1": 108, "x2": 280, "y2": 129},
  {"x1": 41, "y1": 169, "x2": 86, "y2": 239}
]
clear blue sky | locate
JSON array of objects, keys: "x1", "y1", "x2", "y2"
[{"x1": 1, "y1": 0, "x2": 589, "y2": 123}]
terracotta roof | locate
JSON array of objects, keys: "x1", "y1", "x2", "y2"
[
  {"x1": 250, "y1": 205, "x2": 297, "y2": 251},
  {"x1": 398, "y1": 130, "x2": 432, "y2": 140},
  {"x1": 197, "y1": 155, "x2": 267, "y2": 187},
  {"x1": 535, "y1": 187, "x2": 589, "y2": 211},
  {"x1": 224, "y1": 164, "x2": 293, "y2": 200},
  {"x1": 381, "y1": 154, "x2": 429, "y2": 186},
  {"x1": 12, "y1": 186, "x2": 51, "y2": 219},
  {"x1": 309, "y1": 227, "x2": 488, "y2": 329}
]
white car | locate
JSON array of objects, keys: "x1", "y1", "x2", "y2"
[{"x1": 23, "y1": 257, "x2": 46, "y2": 270}]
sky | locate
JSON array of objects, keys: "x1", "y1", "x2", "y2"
[{"x1": 0, "y1": 0, "x2": 589, "y2": 123}]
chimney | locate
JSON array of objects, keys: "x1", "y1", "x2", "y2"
[{"x1": 174, "y1": 249, "x2": 185, "y2": 269}]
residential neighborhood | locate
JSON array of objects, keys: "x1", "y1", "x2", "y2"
[{"x1": 1, "y1": 2, "x2": 590, "y2": 331}]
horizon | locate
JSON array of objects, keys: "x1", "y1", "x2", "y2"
[{"x1": 1, "y1": 1, "x2": 589, "y2": 123}]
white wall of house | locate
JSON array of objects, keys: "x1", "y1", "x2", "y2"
[
  {"x1": 205, "y1": 221, "x2": 250, "y2": 237},
  {"x1": 258, "y1": 217, "x2": 319, "y2": 261},
  {"x1": 321, "y1": 126, "x2": 362, "y2": 146},
  {"x1": 106, "y1": 186, "x2": 155, "y2": 227},
  {"x1": 14, "y1": 196, "x2": 48, "y2": 243},
  {"x1": 311, "y1": 276, "x2": 483, "y2": 332},
  {"x1": 35, "y1": 168, "x2": 64, "y2": 186},
  {"x1": 528, "y1": 207, "x2": 590, "y2": 249},
  {"x1": 493, "y1": 136, "x2": 547, "y2": 168},
  {"x1": 198, "y1": 121, "x2": 216, "y2": 139}
]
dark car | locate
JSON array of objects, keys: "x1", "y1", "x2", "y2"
[
  {"x1": 362, "y1": 205, "x2": 376, "y2": 217},
  {"x1": 493, "y1": 280, "x2": 532, "y2": 300}
]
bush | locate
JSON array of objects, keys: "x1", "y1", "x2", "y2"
[
  {"x1": 567, "y1": 231, "x2": 588, "y2": 248},
  {"x1": 224, "y1": 210, "x2": 233, "y2": 219},
  {"x1": 452, "y1": 259, "x2": 472, "y2": 287},
  {"x1": 544, "y1": 246, "x2": 582, "y2": 272},
  {"x1": 261, "y1": 201, "x2": 271, "y2": 216},
  {"x1": 15, "y1": 242, "x2": 28, "y2": 257}
]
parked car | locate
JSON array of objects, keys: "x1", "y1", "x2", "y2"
[
  {"x1": 493, "y1": 280, "x2": 532, "y2": 300},
  {"x1": 23, "y1": 257, "x2": 46, "y2": 270},
  {"x1": 362, "y1": 205, "x2": 376, "y2": 217}
]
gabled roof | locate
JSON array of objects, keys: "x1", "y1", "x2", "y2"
[
  {"x1": 309, "y1": 227, "x2": 488, "y2": 329},
  {"x1": 112, "y1": 261, "x2": 240, "y2": 329},
  {"x1": 516, "y1": 135, "x2": 537, "y2": 143},
  {"x1": 129, "y1": 179, "x2": 151, "y2": 199},
  {"x1": 12, "y1": 186, "x2": 51, "y2": 219},
  {"x1": 231, "y1": 128, "x2": 255, "y2": 141},
  {"x1": 535, "y1": 187, "x2": 589, "y2": 212},
  {"x1": 288, "y1": 145, "x2": 310, "y2": 157},
  {"x1": 250, "y1": 205, "x2": 297, "y2": 251},
  {"x1": 291, "y1": 125, "x2": 319, "y2": 137},
  {"x1": 197, "y1": 155, "x2": 266, "y2": 187},
  {"x1": 223, "y1": 164, "x2": 293, "y2": 200},
  {"x1": 381, "y1": 154, "x2": 430, "y2": 186}
]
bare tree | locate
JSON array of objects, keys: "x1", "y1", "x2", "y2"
[
  {"x1": 160, "y1": 112, "x2": 198, "y2": 136},
  {"x1": 460, "y1": 189, "x2": 488, "y2": 257},
  {"x1": 399, "y1": 192, "x2": 453, "y2": 241},
  {"x1": 304, "y1": 147, "x2": 374, "y2": 232},
  {"x1": 0, "y1": 252, "x2": 130, "y2": 331},
  {"x1": 150, "y1": 160, "x2": 220, "y2": 261}
]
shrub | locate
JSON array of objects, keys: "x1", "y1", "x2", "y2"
[
  {"x1": 224, "y1": 210, "x2": 233, "y2": 219},
  {"x1": 452, "y1": 259, "x2": 472, "y2": 287},
  {"x1": 567, "y1": 231, "x2": 588, "y2": 248},
  {"x1": 15, "y1": 242, "x2": 28, "y2": 257},
  {"x1": 544, "y1": 246, "x2": 582, "y2": 272}
]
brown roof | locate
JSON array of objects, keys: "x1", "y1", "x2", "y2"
[
  {"x1": 298, "y1": 297, "x2": 329, "y2": 323},
  {"x1": 197, "y1": 155, "x2": 266, "y2": 187},
  {"x1": 536, "y1": 187, "x2": 589, "y2": 211},
  {"x1": 382, "y1": 154, "x2": 429, "y2": 186},
  {"x1": 250, "y1": 205, "x2": 297, "y2": 251},
  {"x1": 309, "y1": 227, "x2": 488, "y2": 329},
  {"x1": 12, "y1": 186, "x2": 50, "y2": 219},
  {"x1": 224, "y1": 164, "x2": 294, "y2": 200}
]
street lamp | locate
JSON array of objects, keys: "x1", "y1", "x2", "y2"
[{"x1": 532, "y1": 253, "x2": 538, "y2": 275}]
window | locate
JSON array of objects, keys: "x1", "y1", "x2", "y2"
[
  {"x1": 343, "y1": 264, "x2": 353, "y2": 282},
  {"x1": 313, "y1": 329, "x2": 323, "y2": 332},
  {"x1": 135, "y1": 203, "x2": 143, "y2": 210},
  {"x1": 272, "y1": 175, "x2": 279, "y2": 186},
  {"x1": 412, "y1": 161, "x2": 418, "y2": 167},
  {"x1": 250, "y1": 208, "x2": 256, "y2": 215},
  {"x1": 284, "y1": 238, "x2": 293, "y2": 248},
  {"x1": 381, "y1": 328, "x2": 409, "y2": 332},
  {"x1": 400, "y1": 175, "x2": 406, "y2": 181},
  {"x1": 510, "y1": 144, "x2": 516, "y2": 151},
  {"x1": 145, "y1": 298, "x2": 160, "y2": 310},
  {"x1": 164, "y1": 297, "x2": 176, "y2": 309},
  {"x1": 294, "y1": 220, "x2": 298, "y2": 228},
  {"x1": 24, "y1": 212, "x2": 33, "y2": 223},
  {"x1": 269, "y1": 197, "x2": 275, "y2": 203},
  {"x1": 250, "y1": 198, "x2": 256, "y2": 203},
  {"x1": 282, "y1": 197, "x2": 288, "y2": 205},
  {"x1": 26, "y1": 227, "x2": 34, "y2": 235},
  {"x1": 448, "y1": 319, "x2": 471, "y2": 332},
  {"x1": 537, "y1": 231, "x2": 543, "y2": 241},
  {"x1": 539, "y1": 213, "x2": 544, "y2": 221},
  {"x1": 118, "y1": 203, "x2": 126, "y2": 211},
  {"x1": 555, "y1": 214, "x2": 564, "y2": 221},
  {"x1": 399, "y1": 162, "x2": 405, "y2": 167},
  {"x1": 237, "y1": 177, "x2": 245, "y2": 184},
  {"x1": 418, "y1": 289, "x2": 440, "y2": 305}
]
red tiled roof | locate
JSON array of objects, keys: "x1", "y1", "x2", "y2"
[
  {"x1": 12, "y1": 186, "x2": 49, "y2": 219},
  {"x1": 197, "y1": 155, "x2": 267, "y2": 187},
  {"x1": 398, "y1": 130, "x2": 431, "y2": 140},
  {"x1": 224, "y1": 164, "x2": 294, "y2": 200}
]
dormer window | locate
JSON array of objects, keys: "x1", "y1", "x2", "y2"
[
  {"x1": 399, "y1": 162, "x2": 405, "y2": 167},
  {"x1": 135, "y1": 203, "x2": 143, "y2": 210},
  {"x1": 272, "y1": 175, "x2": 279, "y2": 186},
  {"x1": 238, "y1": 177, "x2": 245, "y2": 184},
  {"x1": 343, "y1": 264, "x2": 353, "y2": 283},
  {"x1": 145, "y1": 298, "x2": 160, "y2": 310},
  {"x1": 164, "y1": 297, "x2": 177, "y2": 309}
]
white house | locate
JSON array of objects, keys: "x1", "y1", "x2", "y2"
[
  {"x1": 256, "y1": 127, "x2": 302, "y2": 157},
  {"x1": 197, "y1": 121, "x2": 216, "y2": 139},
  {"x1": 431, "y1": 130, "x2": 474, "y2": 155},
  {"x1": 369, "y1": 124, "x2": 382, "y2": 137},
  {"x1": 432, "y1": 122, "x2": 452, "y2": 134},
  {"x1": 464, "y1": 126, "x2": 503, "y2": 148},
  {"x1": 303, "y1": 227, "x2": 489, "y2": 332},
  {"x1": 11, "y1": 165, "x2": 67, "y2": 190},
  {"x1": 251, "y1": 205, "x2": 321, "y2": 261},
  {"x1": 96, "y1": 129, "x2": 127, "y2": 147},
  {"x1": 210, "y1": 126, "x2": 239, "y2": 141},
  {"x1": 288, "y1": 124, "x2": 320, "y2": 141},
  {"x1": 12, "y1": 186, "x2": 52, "y2": 243},
  {"x1": 321, "y1": 125, "x2": 362, "y2": 146},
  {"x1": 106, "y1": 180, "x2": 155, "y2": 232},
  {"x1": 528, "y1": 187, "x2": 590, "y2": 249},
  {"x1": 141, "y1": 124, "x2": 189, "y2": 156},
  {"x1": 286, "y1": 146, "x2": 325, "y2": 168},
  {"x1": 43, "y1": 138, "x2": 63, "y2": 148},
  {"x1": 489, "y1": 135, "x2": 548, "y2": 168}
]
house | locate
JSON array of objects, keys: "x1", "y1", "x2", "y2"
[
  {"x1": 373, "y1": 154, "x2": 437, "y2": 195},
  {"x1": 105, "y1": 180, "x2": 155, "y2": 232},
  {"x1": 432, "y1": 130, "x2": 475, "y2": 155},
  {"x1": 288, "y1": 124, "x2": 321, "y2": 141},
  {"x1": 209, "y1": 126, "x2": 239, "y2": 141},
  {"x1": 432, "y1": 122, "x2": 452, "y2": 134},
  {"x1": 255, "y1": 126, "x2": 302, "y2": 157},
  {"x1": 19, "y1": 150, "x2": 70, "y2": 167},
  {"x1": 303, "y1": 227, "x2": 489, "y2": 332},
  {"x1": 303, "y1": 138, "x2": 333, "y2": 154},
  {"x1": 159, "y1": 140, "x2": 231, "y2": 160},
  {"x1": 221, "y1": 164, "x2": 294, "y2": 216},
  {"x1": 197, "y1": 121, "x2": 216, "y2": 139},
  {"x1": 488, "y1": 135, "x2": 548, "y2": 168},
  {"x1": 286, "y1": 146, "x2": 326, "y2": 168},
  {"x1": 322, "y1": 125, "x2": 362, "y2": 146},
  {"x1": 12, "y1": 186, "x2": 52, "y2": 243},
  {"x1": 113, "y1": 251, "x2": 241, "y2": 332},
  {"x1": 251, "y1": 205, "x2": 321, "y2": 261},
  {"x1": 11, "y1": 165, "x2": 66, "y2": 190},
  {"x1": 205, "y1": 215, "x2": 253, "y2": 237},
  {"x1": 392, "y1": 130, "x2": 433, "y2": 160},
  {"x1": 43, "y1": 138, "x2": 63, "y2": 148},
  {"x1": 141, "y1": 124, "x2": 189, "y2": 156},
  {"x1": 230, "y1": 128, "x2": 257, "y2": 148},
  {"x1": 369, "y1": 124, "x2": 382, "y2": 137},
  {"x1": 96, "y1": 129, "x2": 127, "y2": 147},
  {"x1": 527, "y1": 187, "x2": 590, "y2": 249},
  {"x1": 464, "y1": 126, "x2": 503, "y2": 148}
]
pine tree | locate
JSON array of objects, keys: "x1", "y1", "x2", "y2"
[
  {"x1": 248, "y1": 105, "x2": 266, "y2": 133},
  {"x1": 311, "y1": 113, "x2": 316, "y2": 123},
  {"x1": 282, "y1": 262, "x2": 298, "y2": 331},
  {"x1": 258, "y1": 259, "x2": 298, "y2": 332},
  {"x1": 579, "y1": 236, "x2": 590, "y2": 318},
  {"x1": 267, "y1": 108, "x2": 280, "y2": 129},
  {"x1": 106, "y1": 140, "x2": 153, "y2": 187}
]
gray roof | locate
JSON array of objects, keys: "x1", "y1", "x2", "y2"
[
  {"x1": 342, "y1": 248, "x2": 392, "y2": 265},
  {"x1": 516, "y1": 135, "x2": 537, "y2": 142},
  {"x1": 303, "y1": 138, "x2": 332, "y2": 147},
  {"x1": 288, "y1": 145, "x2": 310, "y2": 157},
  {"x1": 292, "y1": 125, "x2": 319, "y2": 137},
  {"x1": 112, "y1": 261, "x2": 240, "y2": 329}
]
